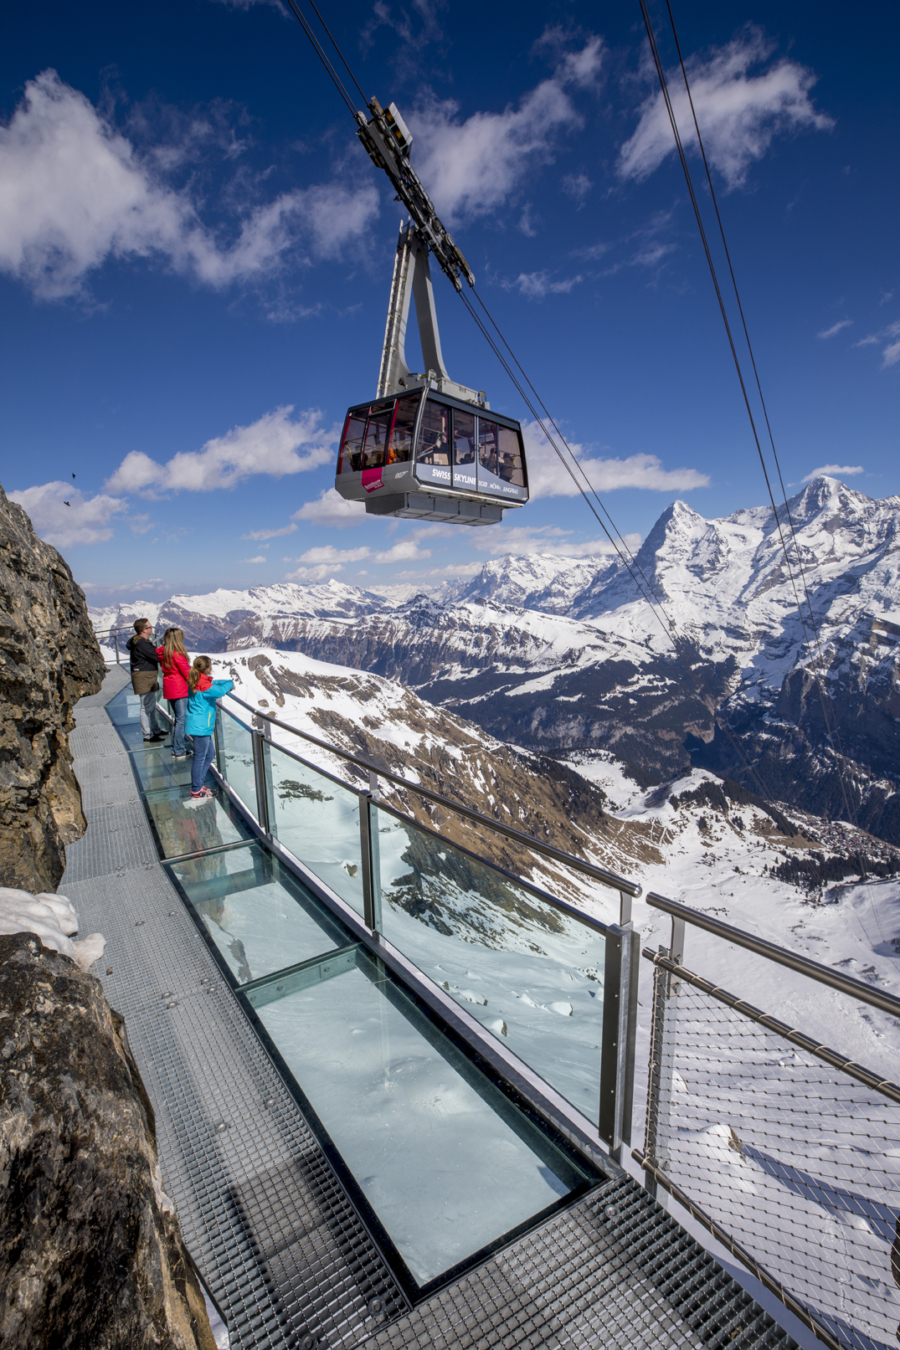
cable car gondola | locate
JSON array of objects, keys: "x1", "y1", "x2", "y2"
[{"x1": 335, "y1": 208, "x2": 529, "y2": 525}]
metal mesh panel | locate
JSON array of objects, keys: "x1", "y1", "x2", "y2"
[
  {"x1": 644, "y1": 963, "x2": 900, "y2": 1350},
  {"x1": 370, "y1": 1176, "x2": 794, "y2": 1349}
]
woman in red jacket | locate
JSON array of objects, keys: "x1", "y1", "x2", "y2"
[{"x1": 156, "y1": 627, "x2": 193, "y2": 760}]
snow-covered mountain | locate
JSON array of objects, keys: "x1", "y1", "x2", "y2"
[
  {"x1": 215, "y1": 647, "x2": 900, "y2": 1095},
  {"x1": 90, "y1": 476, "x2": 900, "y2": 843},
  {"x1": 90, "y1": 579, "x2": 409, "y2": 651}
]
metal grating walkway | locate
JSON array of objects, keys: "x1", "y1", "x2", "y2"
[
  {"x1": 63, "y1": 667, "x2": 799, "y2": 1350},
  {"x1": 64, "y1": 667, "x2": 407, "y2": 1348}
]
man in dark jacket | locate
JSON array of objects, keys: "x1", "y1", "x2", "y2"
[{"x1": 125, "y1": 618, "x2": 166, "y2": 743}]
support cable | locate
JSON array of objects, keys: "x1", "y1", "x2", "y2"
[
  {"x1": 282, "y1": 0, "x2": 358, "y2": 115},
  {"x1": 458, "y1": 290, "x2": 779, "y2": 807},
  {"x1": 660, "y1": 0, "x2": 857, "y2": 795},
  {"x1": 646, "y1": 0, "x2": 883, "y2": 945},
  {"x1": 637, "y1": 0, "x2": 859, "y2": 836},
  {"x1": 277, "y1": 0, "x2": 836, "y2": 828}
]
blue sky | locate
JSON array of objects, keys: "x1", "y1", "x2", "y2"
[{"x1": 2, "y1": 0, "x2": 898, "y2": 602}]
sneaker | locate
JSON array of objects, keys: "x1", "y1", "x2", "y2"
[
  {"x1": 172, "y1": 753, "x2": 188, "y2": 761},
  {"x1": 148, "y1": 732, "x2": 167, "y2": 742},
  {"x1": 189, "y1": 787, "x2": 215, "y2": 799}
]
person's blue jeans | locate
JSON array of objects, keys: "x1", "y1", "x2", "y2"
[
  {"x1": 169, "y1": 697, "x2": 190, "y2": 756},
  {"x1": 190, "y1": 735, "x2": 216, "y2": 793}
]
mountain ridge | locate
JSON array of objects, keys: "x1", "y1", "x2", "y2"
[{"x1": 90, "y1": 475, "x2": 900, "y2": 843}]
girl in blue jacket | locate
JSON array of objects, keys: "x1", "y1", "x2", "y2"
[{"x1": 185, "y1": 657, "x2": 234, "y2": 801}]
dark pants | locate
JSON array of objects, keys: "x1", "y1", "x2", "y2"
[{"x1": 190, "y1": 735, "x2": 216, "y2": 793}]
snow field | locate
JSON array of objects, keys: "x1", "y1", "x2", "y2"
[{"x1": 0, "y1": 887, "x2": 105, "y2": 970}]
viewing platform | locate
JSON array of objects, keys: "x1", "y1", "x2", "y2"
[{"x1": 62, "y1": 660, "x2": 897, "y2": 1349}]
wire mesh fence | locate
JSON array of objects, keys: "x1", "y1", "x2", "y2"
[{"x1": 640, "y1": 954, "x2": 900, "y2": 1350}]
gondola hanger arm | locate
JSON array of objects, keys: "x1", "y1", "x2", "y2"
[{"x1": 355, "y1": 97, "x2": 475, "y2": 293}]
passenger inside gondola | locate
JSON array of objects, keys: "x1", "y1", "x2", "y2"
[
  {"x1": 386, "y1": 394, "x2": 418, "y2": 464},
  {"x1": 497, "y1": 425, "x2": 525, "y2": 485},
  {"x1": 340, "y1": 412, "x2": 367, "y2": 473},
  {"x1": 417, "y1": 399, "x2": 450, "y2": 465},
  {"x1": 478, "y1": 419, "x2": 499, "y2": 477},
  {"x1": 453, "y1": 408, "x2": 476, "y2": 464},
  {"x1": 363, "y1": 404, "x2": 392, "y2": 468}
]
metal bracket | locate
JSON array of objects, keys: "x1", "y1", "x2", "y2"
[
  {"x1": 359, "y1": 794, "x2": 383, "y2": 934},
  {"x1": 598, "y1": 921, "x2": 639, "y2": 1161},
  {"x1": 641, "y1": 924, "x2": 687, "y2": 1201},
  {"x1": 378, "y1": 221, "x2": 487, "y2": 406}
]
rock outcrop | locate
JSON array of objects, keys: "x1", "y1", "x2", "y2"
[
  {"x1": 0, "y1": 932, "x2": 216, "y2": 1350},
  {"x1": 0, "y1": 482, "x2": 104, "y2": 891}
]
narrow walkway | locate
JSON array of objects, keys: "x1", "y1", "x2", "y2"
[
  {"x1": 63, "y1": 667, "x2": 406, "y2": 1348},
  {"x1": 63, "y1": 667, "x2": 798, "y2": 1350}
]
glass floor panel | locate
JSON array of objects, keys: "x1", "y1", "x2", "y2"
[
  {"x1": 254, "y1": 946, "x2": 597, "y2": 1290},
  {"x1": 144, "y1": 784, "x2": 255, "y2": 859},
  {"x1": 127, "y1": 745, "x2": 194, "y2": 793},
  {"x1": 167, "y1": 843, "x2": 352, "y2": 985}
]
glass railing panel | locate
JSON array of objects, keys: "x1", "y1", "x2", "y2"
[
  {"x1": 253, "y1": 945, "x2": 597, "y2": 1289},
  {"x1": 375, "y1": 809, "x2": 606, "y2": 1121},
  {"x1": 218, "y1": 707, "x2": 258, "y2": 812},
  {"x1": 143, "y1": 784, "x2": 255, "y2": 859},
  {"x1": 266, "y1": 743, "x2": 365, "y2": 917},
  {"x1": 166, "y1": 841, "x2": 352, "y2": 985}
]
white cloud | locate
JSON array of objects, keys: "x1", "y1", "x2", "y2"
[
  {"x1": 8, "y1": 481, "x2": 127, "y2": 547},
  {"x1": 471, "y1": 524, "x2": 642, "y2": 559},
  {"x1": 82, "y1": 576, "x2": 166, "y2": 593},
  {"x1": 105, "y1": 407, "x2": 335, "y2": 494},
  {"x1": 513, "y1": 270, "x2": 583, "y2": 299},
  {"x1": 562, "y1": 172, "x2": 592, "y2": 206},
  {"x1": 521, "y1": 420, "x2": 709, "y2": 498},
  {"x1": 241, "y1": 523, "x2": 297, "y2": 539},
  {"x1": 0, "y1": 70, "x2": 378, "y2": 300},
  {"x1": 284, "y1": 564, "x2": 341, "y2": 583},
  {"x1": 817, "y1": 319, "x2": 852, "y2": 340},
  {"x1": 292, "y1": 487, "x2": 367, "y2": 528},
  {"x1": 408, "y1": 37, "x2": 604, "y2": 224},
  {"x1": 295, "y1": 539, "x2": 432, "y2": 569},
  {"x1": 855, "y1": 319, "x2": 900, "y2": 369},
  {"x1": 619, "y1": 29, "x2": 833, "y2": 189},
  {"x1": 374, "y1": 539, "x2": 431, "y2": 564},
  {"x1": 299, "y1": 544, "x2": 372, "y2": 565},
  {"x1": 801, "y1": 464, "x2": 863, "y2": 482},
  {"x1": 240, "y1": 555, "x2": 268, "y2": 564}
]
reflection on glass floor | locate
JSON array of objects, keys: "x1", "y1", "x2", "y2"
[
  {"x1": 254, "y1": 945, "x2": 595, "y2": 1290},
  {"x1": 168, "y1": 842, "x2": 351, "y2": 985},
  {"x1": 106, "y1": 688, "x2": 254, "y2": 858},
  {"x1": 165, "y1": 843, "x2": 598, "y2": 1293},
  {"x1": 144, "y1": 784, "x2": 254, "y2": 860},
  {"x1": 114, "y1": 684, "x2": 601, "y2": 1298}
]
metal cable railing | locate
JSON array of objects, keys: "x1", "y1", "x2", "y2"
[
  {"x1": 117, "y1": 626, "x2": 900, "y2": 1346},
  {"x1": 147, "y1": 686, "x2": 643, "y2": 1161},
  {"x1": 636, "y1": 895, "x2": 900, "y2": 1350}
]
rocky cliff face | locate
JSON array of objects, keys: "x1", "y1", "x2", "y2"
[
  {"x1": 0, "y1": 932, "x2": 216, "y2": 1350},
  {"x1": 0, "y1": 483, "x2": 104, "y2": 892}
]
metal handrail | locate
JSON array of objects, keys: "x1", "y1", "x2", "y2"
[
  {"x1": 98, "y1": 625, "x2": 640, "y2": 897},
  {"x1": 224, "y1": 690, "x2": 641, "y2": 899},
  {"x1": 644, "y1": 949, "x2": 900, "y2": 1104},
  {"x1": 647, "y1": 891, "x2": 900, "y2": 1019}
]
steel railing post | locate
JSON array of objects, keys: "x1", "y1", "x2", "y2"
[
  {"x1": 251, "y1": 731, "x2": 271, "y2": 834},
  {"x1": 113, "y1": 630, "x2": 120, "y2": 664},
  {"x1": 360, "y1": 772, "x2": 383, "y2": 933},
  {"x1": 213, "y1": 707, "x2": 224, "y2": 773},
  {"x1": 642, "y1": 924, "x2": 685, "y2": 1202},
  {"x1": 598, "y1": 917, "x2": 639, "y2": 1162}
]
